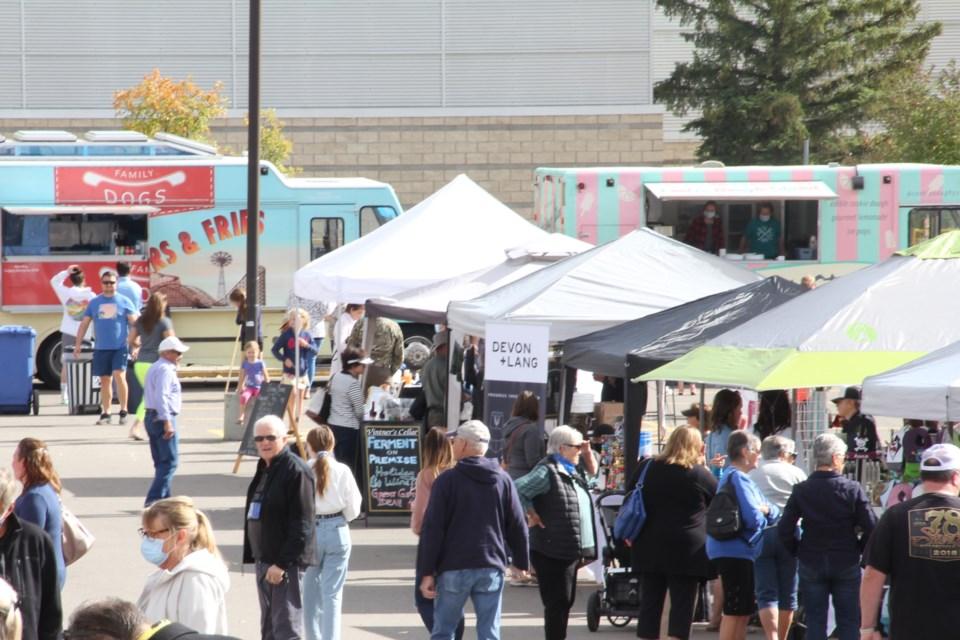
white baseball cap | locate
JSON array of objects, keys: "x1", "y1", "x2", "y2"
[
  {"x1": 448, "y1": 420, "x2": 490, "y2": 444},
  {"x1": 920, "y1": 444, "x2": 960, "y2": 472},
  {"x1": 158, "y1": 336, "x2": 190, "y2": 354}
]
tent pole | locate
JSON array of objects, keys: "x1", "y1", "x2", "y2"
[
  {"x1": 699, "y1": 385, "x2": 706, "y2": 426},
  {"x1": 657, "y1": 380, "x2": 665, "y2": 446},
  {"x1": 558, "y1": 366, "x2": 568, "y2": 425}
]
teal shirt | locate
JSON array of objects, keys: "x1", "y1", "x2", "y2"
[
  {"x1": 515, "y1": 463, "x2": 595, "y2": 552},
  {"x1": 744, "y1": 218, "x2": 781, "y2": 259}
]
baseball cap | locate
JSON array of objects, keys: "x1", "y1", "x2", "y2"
[
  {"x1": 158, "y1": 336, "x2": 189, "y2": 353},
  {"x1": 448, "y1": 420, "x2": 490, "y2": 444},
  {"x1": 831, "y1": 386, "x2": 861, "y2": 404},
  {"x1": 920, "y1": 444, "x2": 960, "y2": 472}
]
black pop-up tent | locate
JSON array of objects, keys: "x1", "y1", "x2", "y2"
[
  {"x1": 563, "y1": 276, "x2": 804, "y2": 378},
  {"x1": 562, "y1": 275, "x2": 803, "y2": 480}
]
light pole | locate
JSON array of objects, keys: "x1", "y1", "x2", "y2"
[{"x1": 244, "y1": 0, "x2": 261, "y2": 344}]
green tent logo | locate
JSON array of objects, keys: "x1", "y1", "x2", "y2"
[{"x1": 846, "y1": 322, "x2": 878, "y2": 344}]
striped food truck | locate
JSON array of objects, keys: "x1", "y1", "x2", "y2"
[{"x1": 534, "y1": 163, "x2": 960, "y2": 281}]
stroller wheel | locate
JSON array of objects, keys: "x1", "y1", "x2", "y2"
[
  {"x1": 586, "y1": 591, "x2": 601, "y2": 632},
  {"x1": 607, "y1": 615, "x2": 632, "y2": 628}
]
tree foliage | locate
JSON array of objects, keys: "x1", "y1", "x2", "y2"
[
  {"x1": 249, "y1": 109, "x2": 300, "y2": 175},
  {"x1": 864, "y1": 63, "x2": 960, "y2": 164},
  {"x1": 113, "y1": 69, "x2": 226, "y2": 141},
  {"x1": 654, "y1": 0, "x2": 941, "y2": 164}
]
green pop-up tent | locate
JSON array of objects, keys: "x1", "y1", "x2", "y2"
[{"x1": 639, "y1": 231, "x2": 960, "y2": 390}]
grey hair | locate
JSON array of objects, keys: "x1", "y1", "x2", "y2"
[
  {"x1": 813, "y1": 433, "x2": 847, "y2": 467},
  {"x1": 727, "y1": 430, "x2": 761, "y2": 462},
  {"x1": 66, "y1": 598, "x2": 148, "y2": 640},
  {"x1": 547, "y1": 425, "x2": 582, "y2": 455},
  {"x1": 761, "y1": 435, "x2": 795, "y2": 461},
  {"x1": 0, "y1": 470, "x2": 20, "y2": 514},
  {"x1": 0, "y1": 577, "x2": 20, "y2": 640},
  {"x1": 254, "y1": 415, "x2": 287, "y2": 438}
]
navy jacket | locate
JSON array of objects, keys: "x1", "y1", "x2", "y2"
[
  {"x1": 417, "y1": 456, "x2": 529, "y2": 576},
  {"x1": 778, "y1": 470, "x2": 877, "y2": 568}
]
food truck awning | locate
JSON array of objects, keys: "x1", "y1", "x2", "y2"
[
  {"x1": 3, "y1": 205, "x2": 158, "y2": 216},
  {"x1": 645, "y1": 181, "x2": 838, "y2": 201}
]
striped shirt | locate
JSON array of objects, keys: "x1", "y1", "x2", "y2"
[{"x1": 328, "y1": 371, "x2": 364, "y2": 429}]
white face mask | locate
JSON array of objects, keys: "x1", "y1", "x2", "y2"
[
  {"x1": 704, "y1": 210, "x2": 717, "y2": 219},
  {"x1": 759, "y1": 214, "x2": 771, "y2": 222}
]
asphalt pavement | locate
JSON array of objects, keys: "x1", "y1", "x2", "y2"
[{"x1": 3, "y1": 386, "x2": 723, "y2": 639}]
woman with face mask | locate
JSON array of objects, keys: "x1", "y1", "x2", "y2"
[{"x1": 136, "y1": 496, "x2": 230, "y2": 634}]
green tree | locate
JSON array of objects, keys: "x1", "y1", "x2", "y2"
[
  {"x1": 654, "y1": 0, "x2": 941, "y2": 164},
  {"x1": 248, "y1": 109, "x2": 300, "y2": 175},
  {"x1": 113, "y1": 69, "x2": 226, "y2": 141},
  {"x1": 865, "y1": 63, "x2": 960, "y2": 164}
]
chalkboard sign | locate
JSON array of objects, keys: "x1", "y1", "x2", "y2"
[
  {"x1": 364, "y1": 424, "x2": 421, "y2": 514},
  {"x1": 237, "y1": 382, "x2": 293, "y2": 457}
]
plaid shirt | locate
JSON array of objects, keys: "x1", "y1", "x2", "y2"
[{"x1": 684, "y1": 215, "x2": 724, "y2": 254}]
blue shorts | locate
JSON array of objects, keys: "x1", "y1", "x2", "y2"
[
  {"x1": 754, "y1": 526, "x2": 799, "y2": 610},
  {"x1": 92, "y1": 348, "x2": 128, "y2": 376}
]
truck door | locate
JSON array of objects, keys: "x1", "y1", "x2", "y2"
[{"x1": 298, "y1": 205, "x2": 355, "y2": 266}]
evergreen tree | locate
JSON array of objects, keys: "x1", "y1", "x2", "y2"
[{"x1": 654, "y1": 0, "x2": 941, "y2": 164}]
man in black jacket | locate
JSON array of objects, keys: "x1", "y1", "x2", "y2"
[
  {"x1": 0, "y1": 469, "x2": 61, "y2": 640},
  {"x1": 243, "y1": 416, "x2": 316, "y2": 640}
]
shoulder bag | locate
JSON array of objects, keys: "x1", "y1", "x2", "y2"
[
  {"x1": 613, "y1": 458, "x2": 653, "y2": 543},
  {"x1": 705, "y1": 477, "x2": 743, "y2": 541},
  {"x1": 61, "y1": 501, "x2": 95, "y2": 566}
]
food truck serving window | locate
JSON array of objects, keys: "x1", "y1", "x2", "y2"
[{"x1": 1, "y1": 208, "x2": 148, "y2": 257}]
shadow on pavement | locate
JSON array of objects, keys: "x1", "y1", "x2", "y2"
[{"x1": 62, "y1": 473, "x2": 249, "y2": 499}]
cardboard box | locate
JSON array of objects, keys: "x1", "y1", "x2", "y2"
[{"x1": 594, "y1": 402, "x2": 624, "y2": 426}]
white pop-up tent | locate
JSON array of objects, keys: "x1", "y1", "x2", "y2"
[
  {"x1": 293, "y1": 174, "x2": 549, "y2": 303},
  {"x1": 364, "y1": 233, "x2": 591, "y2": 324},
  {"x1": 862, "y1": 341, "x2": 960, "y2": 421},
  {"x1": 446, "y1": 228, "x2": 762, "y2": 342}
]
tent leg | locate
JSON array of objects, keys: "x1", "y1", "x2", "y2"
[
  {"x1": 558, "y1": 366, "x2": 569, "y2": 425},
  {"x1": 446, "y1": 329, "x2": 464, "y2": 430},
  {"x1": 656, "y1": 380, "x2": 666, "y2": 446},
  {"x1": 699, "y1": 385, "x2": 706, "y2": 426},
  {"x1": 623, "y1": 376, "x2": 648, "y2": 485}
]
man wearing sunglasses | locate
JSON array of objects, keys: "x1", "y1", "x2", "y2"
[
  {"x1": 242, "y1": 415, "x2": 316, "y2": 639},
  {"x1": 74, "y1": 270, "x2": 139, "y2": 426}
]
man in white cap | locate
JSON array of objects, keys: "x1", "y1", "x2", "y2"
[
  {"x1": 860, "y1": 443, "x2": 960, "y2": 639},
  {"x1": 142, "y1": 336, "x2": 189, "y2": 506},
  {"x1": 418, "y1": 420, "x2": 529, "y2": 640}
]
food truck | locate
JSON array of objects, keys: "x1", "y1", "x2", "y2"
[
  {"x1": 534, "y1": 163, "x2": 960, "y2": 280},
  {"x1": 0, "y1": 130, "x2": 403, "y2": 387}
]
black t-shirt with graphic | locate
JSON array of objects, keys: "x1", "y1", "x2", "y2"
[
  {"x1": 865, "y1": 493, "x2": 960, "y2": 638},
  {"x1": 842, "y1": 412, "x2": 881, "y2": 460}
]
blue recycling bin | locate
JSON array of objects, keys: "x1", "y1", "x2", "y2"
[{"x1": 0, "y1": 326, "x2": 37, "y2": 414}]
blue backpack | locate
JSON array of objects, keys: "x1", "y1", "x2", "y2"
[{"x1": 613, "y1": 459, "x2": 652, "y2": 543}]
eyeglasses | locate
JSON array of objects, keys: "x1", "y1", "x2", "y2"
[
  {"x1": 101, "y1": 280, "x2": 117, "y2": 285},
  {"x1": 137, "y1": 527, "x2": 170, "y2": 539},
  {"x1": 254, "y1": 435, "x2": 278, "y2": 443},
  {"x1": 561, "y1": 443, "x2": 582, "y2": 449}
]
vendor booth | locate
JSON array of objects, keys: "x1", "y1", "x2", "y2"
[{"x1": 862, "y1": 340, "x2": 960, "y2": 422}]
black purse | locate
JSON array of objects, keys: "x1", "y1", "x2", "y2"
[
  {"x1": 409, "y1": 389, "x2": 427, "y2": 421},
  {"x1": 706, "y1": 480, "x2": 743, "y2": 540}
]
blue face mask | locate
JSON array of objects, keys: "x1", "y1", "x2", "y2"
[{"x1": 140, "y1": 536, "x2": 170, "y2": 566}]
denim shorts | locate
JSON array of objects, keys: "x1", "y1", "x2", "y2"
[
  {"x1": 92, "y1": 348, "x2": 128, "y2": 376},
  {"x1": 753, "y1": 526, "x2": 799, "y2": 610}
]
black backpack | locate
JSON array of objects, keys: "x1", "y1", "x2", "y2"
[{"x1": 706, "y1": 479, "x2": 743, "y2": 540}]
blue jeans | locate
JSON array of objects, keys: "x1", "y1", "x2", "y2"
[
  {"x1": 432, "y1": 569, "x2": 504, "y2": 640},
  {"x1": 415, "y1": 548, "x2": 464, "y2": 640},
  {"x1": 754, "y1": 527, "x2": 798, "y2": 610},
  {"x1": 303, "y1": 515, "x2": 351, "y2": 640},
  {"x1": 798, "y1": 559, "x2": 861, "y2": 640},
  {"x1": 144, "y1": 410, "x2": 178, "y2": 506},
  {"x1": 307, "y1": 338, "x2": 322, "y2": 385}
]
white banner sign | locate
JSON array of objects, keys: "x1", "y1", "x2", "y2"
[{"x1": 484, "y1": 323, "x2": 550, "y2": 384}]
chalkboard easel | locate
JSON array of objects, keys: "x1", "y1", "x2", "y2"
[
  {"x1": 232, "y1": 381, "x2": 305, "y2": 473},
  {"x1": 363, "y1": 423, "x2": 422, "y2": 514}
]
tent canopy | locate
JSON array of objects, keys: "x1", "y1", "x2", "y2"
[
  {"x1": 364, "y1": 234, "x2": 591, "y2": 324},
  {"x1": 862, "y1": 341, "x2": 960, "y2": 421},
  {"x1": 293, "y1": 174, "x2": 548, "y2": 303},
  {"x1": 561, "y1": 277, "x2": 804, "y2": 378},
  {"x1": 446, "y1": 228, "x2": 762, "y2": 342},
  {"x1": 640, "y1": 230, "x2": 960, "y2": 390}
]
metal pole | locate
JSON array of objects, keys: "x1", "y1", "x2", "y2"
[
  {"x1": 244, "y1": 0, "x2": 261, "y2": 345},
  {"x1": 802, "y1": 139, "x2": 810, "y2": 165}
]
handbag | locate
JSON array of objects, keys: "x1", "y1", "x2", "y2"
[
  {"x1": 409, "y1": 388, "x2": 427, "y2": 421},
  {"x1": 705, "y1": 478, "x2": 743, "y2": 541},
  {"x1": 613, "y1": 458, "x2": 652, "y2": 543},
  {"x1": 61, "y1": 503, "x2": 95, "y2": 566},
  {"x1": 305, "y1": 387, "x2": 331, "y2": 425}
]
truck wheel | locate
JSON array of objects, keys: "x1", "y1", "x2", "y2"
[{"x1": 36, "y1": 334, "x2": 63, "y2": 390}]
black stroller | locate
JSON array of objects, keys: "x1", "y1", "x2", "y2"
[{"x1": 585, "y1": 490, "x2": 642, "y2": 631}]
